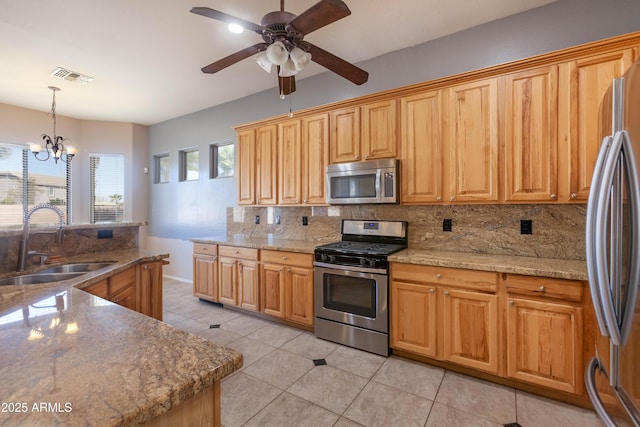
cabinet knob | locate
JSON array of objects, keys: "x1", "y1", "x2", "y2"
[
  {"x1": 444, "y1": 290, "x2": 450, "y2": 296},
  {"x1": 436, "y1": 273, "x2": 442, "y2": 279},
  {"x1": 303, "y1": 200, "x2": 308, "y2": 204},
  {"x1": 436, "y1": 196, "x2": 442, "y2": 201},
  {"x1": 450, "y1": 196, "x2": 455, "y2": 201},
  {"x1": 286, "y1": 268, "x2": 291, "y2": 272},
  {"x1": 429, "y1": 288, "x2": 435, "y2": 293},
  {"x1": 283, "y1": 256, "x2": 288, "y2": 261},
  {"x1": 235, "y1": 250, "x2": 240, "y2": 254},
  {"x1": 365, "y1": 155, "x2": 369, "y2": 159},
  {"x1": 143, "y1": 265, "x2": 148, "y2": 270},
  {"x1": 279, "y1": 268, "x2": 283, "y2": 272},
  {"x1": 550, "y1": 194, "x2": 557, "y2": 199},
  {"x1": 537, "y1": 286, "x2": 545, "y2": 292},
  {"x1": 509, "y1": 300, "x2": 515, "y2": 305},
  {"x1": 570, "y1": 193, "x2": 577, "y2": 199},
  {"x1": 354, "y1": 155, "x2": 359, "y2": 159}
]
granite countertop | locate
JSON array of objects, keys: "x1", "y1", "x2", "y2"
[
  {"x1": 193, "y1": 236, "x2": 588, "y2": 281},
  {"x1": 0, "y1": 249, "x2": 243, "y2": 426}
]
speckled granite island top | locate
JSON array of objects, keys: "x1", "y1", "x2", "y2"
[
  {"x1": 0, "y1": 249, "x2": 243, "y2": 426},
  {"x1": 192, "y1": 235, "x2": 317, "y2": 254}
]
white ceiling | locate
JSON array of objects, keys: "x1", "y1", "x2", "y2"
[{"x1": 0, "y1": 0, "x2": 554, "y2": 125}]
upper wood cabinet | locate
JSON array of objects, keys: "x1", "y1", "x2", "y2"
[
  {"x1": 504, "y1": 66, "x2": 559, "y2": 202},
  {"x1": 237, "y1": 129, "x2": 256, "y2": 205},
  {"x1": 330, "y1": 100, "x2": 397, "y2": 164},
  {"x1": 564, "y1": 48, "x2": 636, "y2": 202},
  {"x1": 400, "y1": 90, "x2": 443, "y2": 204},
  {"x1": 256, "y1": 125, "x2": 278, "y2": 205},
  {"x1": 278, "y1": 113, "x2": 329, "y2": 205},
  {"x1": 445, "y1": 77, "x2": 499, "y2": 203}
]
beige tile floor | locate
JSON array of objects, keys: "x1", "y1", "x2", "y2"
[{"x1": 163, "y1": 277, "x2": 605, "y2": 427}]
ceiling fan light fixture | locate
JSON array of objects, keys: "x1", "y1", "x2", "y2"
[
  {"x1": 266, "y1": 41, "x2": 289, "y2": 66},
  {"x1": 256, "y1": 52, "x2": 273, "y2": 73},
  {"x1": 227, "y1": 23, "x2": 244, "y2": 34},
  {"x1": 290, "y1": 47, "x2": 311, "y2": 71},
  {"x1": 278, "y1": 58, "x2": 297, "y2": 77}
]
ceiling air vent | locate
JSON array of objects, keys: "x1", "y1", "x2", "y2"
[{"x1": 49, "y1": 67, "x2": 94, "y2": 85}]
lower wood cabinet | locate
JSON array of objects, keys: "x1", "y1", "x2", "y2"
[
  {"x1": 390, "y1": 263, "x2": 500, "y2": 374},
  {"x1": 260, "y1": 250, "x2": 314, "y2": 327},
  {"x1": 504, "y1": 274, "x2": 584, "y2": 394},
  {"x1": 193, "y1": 243, "x2": 218, "y2": 302},
  {"x1": 218, "y1": 245, "x2": 259, "y2": 311},
  {"x1": 84, "y1": 261, "x2": 164, "y2": 321}
]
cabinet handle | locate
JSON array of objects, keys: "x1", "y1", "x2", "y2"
[
  {"x1": 113, "y1": 298, "x2": 119, "y2": 303},
  {"x1": 279, "y1": 268, "x2": 283, "y2": 272},
  {"x1": 436, "y1": 196, "x2": 442, "y2": 201},
  {"x1": 286, "y1": 268, "x2": 291, "y2": 272},
  {"x1": 238, "y1": 262, "x2": 242, "y2": 267},
  {"x1": 283, "y1": 256, "x2": 288, "y2": 261},
  {"x1": 429, "y1": 288, "x2": 435, "y2": 293},
  {"x1": 235, "y1": 250, "x2": 240, "y2": 254},
  {"x1": 143, "y1": 265, "x2": 148, "y2": 270},
  {"x1": 436, "y1": 273, "x2": 442, "y2": 279},
  {"x1": 365, "y1": 154, "x2": 369, "y2": 159},
  {"x1": 509, "y1": 300, "x2": 515, "y2": 305},
  {"x1": 535, "y1": 286, "x2": 545, "y2": 292},
  {"x1": 571, "y1": 193, "x2": 577, "y2": 199},
  {"x1": 450, "y1": 196, "x2": 455, "y2": 201},
  {"x1": 444, "y1": 290, "x2": 449, "y2": 296},
  {"x1": 354, "y1": 155, "x2": 359, "y2": 159},
  {"x1": 550, "y1": 194, "x2": 557, "y2": 199},
  {"x1": 303, "y1": 200, "x2": 308, "y2": 204}
]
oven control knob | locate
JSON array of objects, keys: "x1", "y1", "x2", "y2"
[
  {"x1": 359, "y1": 258, "x2": 367, "y2": 267},
  {"x1": 321, "y1": 254, "x2": 329, "y2": 263},
  {"x1": 328, "y1": 255, "x2": 336, "y2": 263}
]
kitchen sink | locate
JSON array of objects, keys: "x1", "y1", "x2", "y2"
[
  {"x1": 38, "y1": 262, "x2": 115, "y2": 274},
  {"x1": 0, "y1": 272, "x2": 86, "y2": 286},
  {"x1": 0, "y1": 262, "x2": 115, "y2": 286}
]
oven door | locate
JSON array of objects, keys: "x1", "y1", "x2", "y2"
[{"x1": 314, "y1": 264, "x2": 388, "y2": 333}]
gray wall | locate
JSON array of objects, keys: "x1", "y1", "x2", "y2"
[{"x1": 148, "y1": 0, "x2": 640, "y2": 241}]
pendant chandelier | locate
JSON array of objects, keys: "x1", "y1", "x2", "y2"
[{"x1": 29, "y1": 86, "x2": 76, "y2": 164}]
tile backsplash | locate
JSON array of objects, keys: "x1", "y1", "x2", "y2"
[{"x1": 228, "y1": 204, "x2": 586, "y2": 260}]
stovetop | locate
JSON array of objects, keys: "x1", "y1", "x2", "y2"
[{"x1": 315, "y1": 240, "x2": 407, "y2": 256}]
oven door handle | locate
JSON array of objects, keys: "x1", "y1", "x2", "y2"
[{"x1": 313, "y1": 261, "x2": 387, "y2": 275}]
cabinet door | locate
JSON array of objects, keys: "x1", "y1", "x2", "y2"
[
  {"x1": 218, "y1": 257, "x2": 237, "y2": 306},
  {"x1": 507, "y1": 297, "x2": 582, "y2": 393},
  {"x1": 301, "y1": 113, "x2": 329, "y2": 205},
  {"x1": 193, "y1": 254, "x2": 218, "y2": 302},
  {"x1": 361, "y1": 100, "x2": 397, "y2": 160},
  {"x1": 504, "y1": 66, "x2": 559, "y2": 202},
  {"x1": 567, "y1": 49, "x2": 635, "y2": 201},
  {"x1": 285, "y1": 266, "x2": 314, "y2": 326},
  {"x1": 84, "y1": 279, "x2": 109, "y2": 299},
  {"x1": 330, "y1": 107, "x2": 360, "y2": 163},
  {"x1": 237, "y1": 129, "x2": 256, "y2": 205},
  {"x1": 261, "y1": 263, "x2": 285, "y2": 318},
  {"x1": 390, "y1": 280, "x2": 437, "y2": 357},
  {"x1": 442, "y1": 288, "x2": 499, "y2": 374},
  {"x1": 278, "y1": 119, "x2": 302, "y2": 205},
  {"x1": 256, "y1": 124, "x2": 278, "y2": 205},
  {"x1": 238, "y1": 260, "x2": 259, "y2": 312},
  {"x1": 446, "y1": 78, "x2": 499, "y2": 202},
  {"x1": 400, "y1": 90, "x2": 443, "y2": 203},
  {"x1": 139, "y1": 261, "x2": 163, "y2": 321},
  {"x1": 110, "y1": 283, "x2": 137, "y2": 312}
]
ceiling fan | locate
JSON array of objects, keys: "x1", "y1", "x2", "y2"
[{"x1": 190, "y1": 0, "x2": 369, "y2": 96}]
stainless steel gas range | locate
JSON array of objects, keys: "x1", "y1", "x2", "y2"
[{"x1": 313, "y1": 220, "x2": 408, "y2": 356}]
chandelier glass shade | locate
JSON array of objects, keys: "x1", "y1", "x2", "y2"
[
  {"x1": 256, "y1": 42, "x2": 312, "y2": 77},
  {"x1": 30, "y1": 86, "x2": 76, "y2": 164}
]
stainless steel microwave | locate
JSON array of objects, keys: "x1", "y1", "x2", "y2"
[{"x1": 326, "y1": 159, "x2": 399, "y2": 204}]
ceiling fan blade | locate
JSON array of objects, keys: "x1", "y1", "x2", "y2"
[
  {"x1": 305, "y1": 43, "x2": 368, "y2": 85},
  {"x1": 278, "y1": 73, "x2": 297, "y2": 95},
  {"x1": 201, "y1": 43, "x2": 269, "y2": 74},
  {"x1": 288, "y1": 0, "x2": 351, "y2": 35},
  {"x1": 190, "y1": 7, "x2": 265, "y2": 34}
]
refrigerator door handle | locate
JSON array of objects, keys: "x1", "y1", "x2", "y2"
[
  {"x1": 586, "y1": 135, "x2": 614, "y2": 336},
  {"x1": 585, "y1": 357, "x2": 617, "y2": 427},
  {"x1": 619, "y1": 130, "x2": 640, "y2": 345},
  {"x1": 595, "y1": 130, "x2": 625, "y2": 345}
]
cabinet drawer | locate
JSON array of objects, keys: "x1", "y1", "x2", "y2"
[
  {"x1": 505, "y1": 274, "x2": 583, "y2": 302},
  {"x1": 193, "y1": 243, "x2": 217, "y2": 255},
  {"x1": 391, "y1": 263, "x2": 498, "y2": 293},
  {"x1": 110, "y1": 267, "x2": 137, "y2": 295},
  {"x1": 261, "y1": 250, "x2": 313, "y2": 267},
  {"x1": 218, "y1": 245, "x2": 259, "y2": 260}
]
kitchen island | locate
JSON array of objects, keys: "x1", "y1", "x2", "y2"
[{"x1": 0, "y1": 249, "x2": 242, "y2": 426}]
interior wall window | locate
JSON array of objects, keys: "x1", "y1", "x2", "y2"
[
  {"x1": 179, "y1": 148, "x2": 199, "y2": 182},
  {"x1": 0, "y1": 142, "x2": 70, "y2": 229},
  {"x1": 153, "y1": 153, "x2": 169, "y2": 184},
  {"x1": 210, "y1": 142, "x2": 235, "y2": 179},
  {"x1": 90, "y1": 154, "x2": 125, "y2": 223}
]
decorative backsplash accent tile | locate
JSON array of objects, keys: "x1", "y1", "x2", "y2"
[{"x1": 227, "y1": 204, "x2": 586, "y2": 260}]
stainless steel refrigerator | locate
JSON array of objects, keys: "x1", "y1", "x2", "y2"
[{"x1": 585, "y1": 59, "x2": 640, "y2": 426}]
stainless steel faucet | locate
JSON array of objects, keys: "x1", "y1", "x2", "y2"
[{"x1": 17, "y1": 203, "x2": 65, "y2": 271}]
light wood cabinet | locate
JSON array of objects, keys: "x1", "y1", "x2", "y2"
[
  {"x1": 504, "y1": 65, "x2": 559, "y2": 202},
  {"x1": 445, "y1": 77, "x2": 499, "y2": 203},
  {"x1": 390, "y1": 263, "x2": 500, "y2": 374},
  {"x1": 256, "y1": 125, "x2": 278, "y2": 205},
  {"x1": 278, "y1": 113, "x2": 329, "y2": 205},
  {"x1": 505, "y1": 274, "x2": 584, "y2": 393},
  {"x1": 139, "y1": 260, "x2": 164, "y2": 321},
  {"x1": 237, "y1": 129, "x2": 256, "y2": 205},
  {"x1": 193, "y1": 243, "x2": 218, "y2": 302},
  {"x1": 330, "y1": 100, "x2": 397, "y2": 164},
  {"x1": 217, "y1": 245, "x2": 259, "y2": 311},
  {"x1": 564, "y1": 49, "x2": 636, "y2": 202},
  {"x1": 400, "y1": 90, "x2": 443, "y2": 203},
  {"x1": 260, "y1": 250, "x2": 314, "y2": 327}
]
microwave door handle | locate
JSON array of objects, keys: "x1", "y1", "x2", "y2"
[
  {"x1": 587, "y1": 135, "x2": 614, "y2": 337},
  {"x1": 375, "y1": 169, "x2": 382, "y2": 200},
  {"x1": 585, "y1": 357, "x2": 617, "y2": 427},
  {"x1": 595, "y1": 130, "x2": 626, "y2": 345},
  {"x1": 619, "y1": 131, "x2": 640, "y2": 345}
]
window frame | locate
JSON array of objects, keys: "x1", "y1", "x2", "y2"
[
  {"x1": 179, "y1": 147, "x2": 199, "y2": 182},
  {"x1": 209, "y1": 141, "x2": 235, "y2": 179},
  {"x1": 153, "y1": 153, "x2": 170, "y2": 184}
]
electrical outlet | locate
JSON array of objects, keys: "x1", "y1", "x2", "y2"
[
  {"x1": 520, "y1": 219, "x2": 532, "y2": 234},
  {"x1": 254, "y1": 215, "x2": 260, "y2": 225},
  {"x1": 275, "y1": 215, "x2": 281, "y2": 225},
  {"x1": 443, "y1": 218, "x2": 452, "y2": 232},
  {"x1": 302, "y1": 216, "x2": 308, "y2": 226}
]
